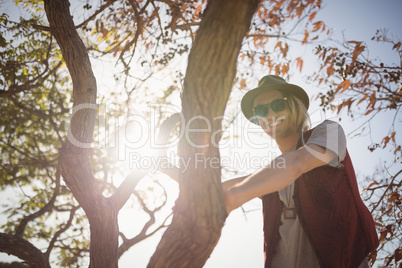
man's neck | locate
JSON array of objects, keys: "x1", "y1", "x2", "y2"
[{"x1": 275, "y1": 132, "x2": 301, "y2": 153}]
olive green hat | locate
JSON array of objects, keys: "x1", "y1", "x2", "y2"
[{"x1": 241, "y1": 75, "x2": 309, "y2": 124}]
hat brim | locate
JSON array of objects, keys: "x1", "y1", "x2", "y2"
[{"x1": 241, "y1": 83, "x2": 309, "y2": 125}]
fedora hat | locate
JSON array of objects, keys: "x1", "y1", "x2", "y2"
[{"x1": 241, "y1": 75, "x2": 309, "y2": 124}]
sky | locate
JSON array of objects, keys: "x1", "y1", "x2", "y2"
[{"x1": 1, "y1": 0, "x2": 401, "y2": 267}]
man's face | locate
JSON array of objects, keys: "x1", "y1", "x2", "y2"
[{"x1": 253, "y1": 90, "x2": 293, "y2": 139}]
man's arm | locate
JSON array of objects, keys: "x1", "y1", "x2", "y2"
[
  {"x1": 222, "y1": 175, "x2": 250, "y2": 189},
  {"x1": 158, "y1": 165, "x2": 250, "y2": 188},
  {"x1": 225, "y1": 144, "x2": 337, "y2": 213}
]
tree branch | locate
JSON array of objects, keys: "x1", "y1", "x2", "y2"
[
  {"x1": 15, "y1": 166, "x2": 61, "y2": 237},
  {"x1": 75, "y1": 0, "x2": 117, "y2": 29},
  {"x1": 45, "y1": 206, "x2": 80, "y2": 258},
  {"x1": 109, "y1": 113, "x2": 182, "y2": 210},
  {"x1": 118, "y1": 212, "x2": 172, "y2": 257},
  {"x1": 0, "y1": 233, "x2": 50, "y2": 268},
  {"x1": 370, "y1": 169, "x2": 402, "y2": 213}
]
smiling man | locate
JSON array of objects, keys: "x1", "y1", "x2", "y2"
[{"x1": 224, "y1": 75, "x2": 379, "y2": 267}]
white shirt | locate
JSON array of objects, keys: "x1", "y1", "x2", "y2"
[{"x1": 271, "y1": 120, "x2": 346, "y2": 267}]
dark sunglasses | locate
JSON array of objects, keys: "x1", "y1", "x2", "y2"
[{"x1": 253, "y1": 97, "x2": 288, "y2": 118}]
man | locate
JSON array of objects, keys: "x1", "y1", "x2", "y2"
[{"x1": 224, "y1": 75, "x2": 378, "y2": 267}]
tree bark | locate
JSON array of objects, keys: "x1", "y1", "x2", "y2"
[
  {"x1": 0, "y1": 233, "x2": 50, "y2": 268},
  {"x1": 148, "y1": 0, "x2": 261, "y2": 267},
  {"x1": 44, "y1": 0, "x2": 119, "y2": 267}
]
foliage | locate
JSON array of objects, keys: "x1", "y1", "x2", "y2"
[
  {"x1": 0, "y1": 9, "x2": 89, "y2": 267},
  {"x1": 237, "y1": 0, "x2": 330, "y2": 88},
  {"x1": 313, "y1": 29, "x2": 402, "y2": 267},
  {"x1": 0, "y1": 2, "x2": 171, "y2": 266}
]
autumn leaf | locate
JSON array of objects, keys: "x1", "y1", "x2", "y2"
[
  {"x1": 309, "y1": 11, "x2": 317, "y2": 21},
  {"x1": 357, "y1": 94, "x2": 369, "y2": 105},
  {"x1": 274, "y1": 41, "x2": 282, "y2": 51},
  {"x1": 282, "y1": 42, "x2": 289, "y2": 57},
  {"x1": 345, "y1": 98, "x2": 355, "y2": 113},
  {"x1": 392, "y1": 41, "x2": 401, "y2": 51},
  {"x1": 257, "y1": 6, "x2": 267, "y2": 21},
  {"x1": 274, "y1": 1, "x2": 283, "y2": 9},
  {"x1": 312, "y1": 21, "x2": 323, "y2": 32},
  {"x1": 365, "y1": 109, "x2": 374, "y2": 116},
  {"x1": 302, "y1": 29, "x2": 309, "y2": 44},
  {"x1": 374, "y1": 222, "x2": 383, "y2": 228},
  {"x1": 326, "y1": 62, "x2": 335, "y2": 76},
  {"x1": 390, "y1": 132, "x2": 396, "y2": 142},
  {"x1": 253, "y1": 37, "x2": 262, "y2": 48},
  {"x1": 296, "y1": 57, "x2": 303, "y2": 72},
  {"x1": 348, "y1": 40, "x2": 362, "y2": 46},
  {"x1": 194, "y1": 4, "x2": 203, "y2": 16},
  {"x1": 368, "y1": 91, "x2": 377, "y2": 108},
  {"x1": 367, "y1": 181, "x2": 378, "y2": 188},
  {"x1": 240, "y1": 79, "x2": 246, "y2": 90},
  {"x1": 379, "y1": 229, "x2": 388, "y2": 241},
  {"x1": 275, "y1": 64, "x2": 281, "y2": 75},
  {"x1": 394, "y1": 247, "x2": 402, "y2": 263},
  {"x1": 347, "y1": 41, "x2": 366, "y2": 72},
  {"x1": 102, "y1": 28, "x2": 108, "y2": 38},
  {"x1": 335, "y1": 79, "x2": 351, "y2": 93},
  {"x1": 387, "y1": 192, "x2": 399, "y2": 203},
  {"x1": 260, "y1": 56, "x2": 265, "y2": 65},
  {"x1": 382, "y1": 135, "x2": 391, "y2": 148},
  {"x1": 379, "y1": 225, "x2": 393, "y2": 241},
  {"x1": 281, "y1": 63, "x2": 289, "y2": 75}
]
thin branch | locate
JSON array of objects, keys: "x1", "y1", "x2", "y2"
[
  {"x1": 0, "y1": 60, "x2": 63, "y2": 98},
  {"x1": 370, "y1": 169, "x2": 402, "y2": 213},
  {"x1": 15, "y1": 165, "x2": 61, "y2": 237},
  {"x1": 109, "y1": 113, "x2": 181, "y2": 210},
  {"x1": 347, "y1": 109, "x2": 381, "y2": 138},
  {"x1": 246, "y1": 33, "x2": 282, "y2": 39},
  {"x1": 45, "y1": 206, "x2": 80, "y2": 258},
  {"x1": 75, "y1": 0, "x2": 117, "y2": 29},
  {"x1": 121, "y1": 0, "x2": 144, "y2": 68},
  {"x1": 32, "y1": 24, "x2": 51, "y2": 32},
  {"x1": 176, "y1": 22, "x2": 200, "y2": 30},
  {"x1": 118, "y1": 212, "x2": 172, "y2": 257}
]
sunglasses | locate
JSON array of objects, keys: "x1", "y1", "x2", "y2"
[{"x1": 252, "y1": 97, "x2": 288, "y2": 118}]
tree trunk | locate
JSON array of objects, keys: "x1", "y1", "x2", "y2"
[
  {"x1": 58, "y1": 154, "x2": 120, "y2": 267},
  {"x1": 44, "y1": 0, "x2": 119, "y2": 267},
  {"x1": 148, "y1": 0, "x2": 261, "y2": 267}
]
